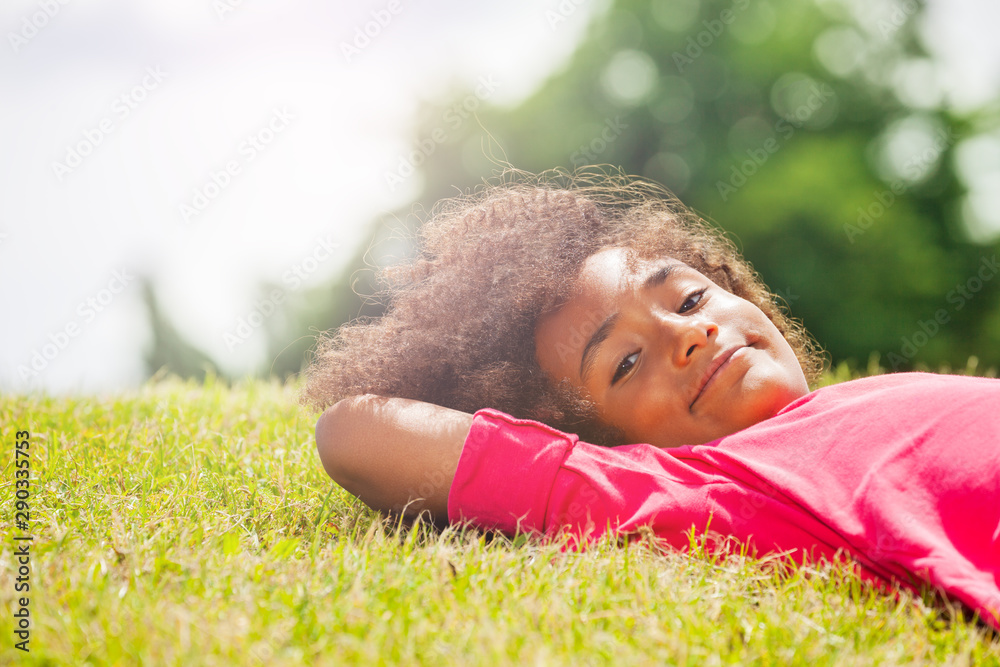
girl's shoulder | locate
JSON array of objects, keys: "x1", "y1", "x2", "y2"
[{"x1": 777, "y1": 371, "x2": 999, "y2": 416}]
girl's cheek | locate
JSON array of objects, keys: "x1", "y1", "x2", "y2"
[{"x1": 730, "y1": 297, "x2": 773, "y2": 331}]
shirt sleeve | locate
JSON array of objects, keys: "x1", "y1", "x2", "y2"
[
  {"x1": 446, "y1": 408, "x2": 577, "y2": 535},
  {"x1": 445, "y1": 408, "x2": 840, "y2": 555}
]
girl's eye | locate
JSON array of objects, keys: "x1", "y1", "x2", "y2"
[
  {"x1": 679, "y1": 288, "x2": 707, "y2": 313},
  {"x1": 611, "y1": 352, "x2": 639, "y2": 385}
]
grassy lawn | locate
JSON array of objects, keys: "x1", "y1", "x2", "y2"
[{"x1": 1, "y1": 364, "x2": 998, "y2": 665}]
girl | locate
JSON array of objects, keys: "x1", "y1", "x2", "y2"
[{"x1": 301, "y1": 171, "x2": 1000, "y2": 628}]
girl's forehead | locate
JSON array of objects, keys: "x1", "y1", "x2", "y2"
[{"x1": 576, "y1": 248, "x2": 689, "y2": 298}]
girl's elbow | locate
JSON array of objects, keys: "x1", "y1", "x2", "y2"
[{"x1": 315, "y1": 396, "x2": 368, "y2": 485}]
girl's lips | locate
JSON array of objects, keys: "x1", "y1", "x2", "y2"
[{"x1": 690, "y1": 345, "x2": 746, "y2": 410}]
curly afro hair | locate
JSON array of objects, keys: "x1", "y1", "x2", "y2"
[{"x1": 300, "y1": 169, "x2": 825, "y2": 446}]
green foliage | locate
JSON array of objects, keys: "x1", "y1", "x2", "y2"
[
  {"x1": 398, "y1": 0, "x2": 1000, "y2": 373},
  {"x1": 1, "y1": 376, "x2": 998, "y2": 664},
  {"x1": 138, "y1": 0, "x2": 1000, "y2": 384}
]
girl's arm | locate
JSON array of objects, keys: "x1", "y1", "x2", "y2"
[{"x1": 315, "y1": 394, "x2": 473, "y2": 522}]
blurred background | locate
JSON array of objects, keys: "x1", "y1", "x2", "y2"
[{"x1": 2, "y1": 0, "x2": 999, "y2": 395}]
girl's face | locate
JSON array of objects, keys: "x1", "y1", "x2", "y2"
[{"x1": 534, "y1": 247, "x2": 810, "y2": 448}]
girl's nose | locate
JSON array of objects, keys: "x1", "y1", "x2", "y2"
[{"x1": 668, "y1": 318, "x2": 719, "y2": 368}]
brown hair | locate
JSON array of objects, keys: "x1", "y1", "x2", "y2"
[{"x1": 300, "y1": 169, "x2": 824, "y2": 446}]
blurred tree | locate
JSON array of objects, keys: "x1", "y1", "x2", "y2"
[
  {"x1": 146, "y1": 0, "x2": 1000, "y2": 383},
  {"x1": 355, "y1": 0, "x2": 1000, "y2": 372},
  {"x1": 262, "y1": 221, "x2": 411, "y2": 380},
  {"x1": 140, "y1": 277, "x2": 231, "y2": 383}
]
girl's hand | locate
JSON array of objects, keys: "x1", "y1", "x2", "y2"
[{"x1": 315, "y1": 395, "x2": 473, "y2": 523}]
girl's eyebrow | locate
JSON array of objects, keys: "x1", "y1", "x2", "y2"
[
  {"x1": 641, "y1": 263, "x2": 678, "y2": 291},
  {"x1": 578, "y1": 263, "x2": 680, "y2": 382},
  {"x1": 580, "y1": 313, "x2": 620, "y2": 382}
]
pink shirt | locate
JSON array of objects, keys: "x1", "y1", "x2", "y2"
[{"x1": 447, "y1": 372, "x2": 1000, "y2": 628}]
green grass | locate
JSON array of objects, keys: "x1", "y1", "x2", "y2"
[{"x1": 1, "y1": 363, "x2": 998, "y2": 665}]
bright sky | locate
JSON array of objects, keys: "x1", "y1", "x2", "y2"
[
  {"x1": 1, "y1": 0, "x2": 997, "y2": 395},
  {"x1": 0, "y1": 0, "x2": 600, "y2": 394}
]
